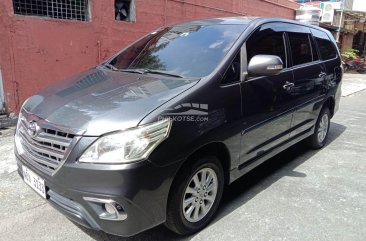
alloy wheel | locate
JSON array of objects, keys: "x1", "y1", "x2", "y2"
[
  {"x1": 182, "y1": 167, "x2": 218, "y2": 223},
  {"x1": 318, "y1": 113, "x2": 329, "y2": 143}
]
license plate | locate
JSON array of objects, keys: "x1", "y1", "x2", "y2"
[{"x1": 22, "y1": 165, "x2": 46, "y2": 199}]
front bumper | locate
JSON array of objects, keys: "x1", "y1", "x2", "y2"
[{"x1": 16, "y1": 153, "x2": 179, "y2": 237}]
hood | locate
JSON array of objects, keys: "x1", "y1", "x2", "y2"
[{"x1": 23, "y1": 67, "x2": 198, "y2": 136}]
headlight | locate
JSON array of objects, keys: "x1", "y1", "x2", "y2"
[
  {"x1": 79, "y1": 119, "x2": 171, "y2": 164},
  {"x1": 14, "y1": 113, "x2": 25, "y2": 155}
]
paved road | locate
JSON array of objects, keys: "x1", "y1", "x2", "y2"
[{"x1": 1, "y1": 74, "x2": 366, "y2": 241}]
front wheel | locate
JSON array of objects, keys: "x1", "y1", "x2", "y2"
[
  {"x1": 165, "y1": 156, "x2": 224, "y2": 235},
  {"x1": 307, "y1": 107, "x2": 331, "y2": 149}
]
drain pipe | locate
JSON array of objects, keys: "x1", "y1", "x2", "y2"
[
  {"x1": 336, "y1": 0, "x2": 345, "y2": 42},
  {"x1": 97, "y1": 40, "x2": 101, "y2": 64}
]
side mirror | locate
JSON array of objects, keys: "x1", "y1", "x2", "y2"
[{"x1": 248, "y1": 55, "x2": 283, "y2": 76}]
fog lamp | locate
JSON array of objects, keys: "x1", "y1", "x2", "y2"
[{"x1": 104, "y1": 203, "x2": 116, "y2": 215}]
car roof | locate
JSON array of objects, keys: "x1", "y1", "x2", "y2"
[
  {"x1": 175, "y1": 16, "x2": 259, "y2": 26},
  {"x1": 174, "y1": 17, "x2": 333, "y2": 39},
  {"x1": 177, "y1": 17, "x2": 327, "y2": 29}
]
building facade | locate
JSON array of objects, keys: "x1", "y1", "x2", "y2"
[
  {"x1": 296, "y1": 0, "x2": 366, "y2": 54},
  {"x1": 0, "y1": 0, "x2": 299, "y2": 114}
]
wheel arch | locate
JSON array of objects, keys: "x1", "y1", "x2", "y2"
[
  {"x1": 172, "y1": 142, "x2": 232, "y2": 191},
  {"x1": 324, "y1": 96, "x2": 336, "y2": 118},
  {"x1": 165, "y1": 141, "x2": 230, "y2": 233}
]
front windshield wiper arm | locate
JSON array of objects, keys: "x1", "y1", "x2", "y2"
[
  {"x1": 118, "y1": 69, "x2": 146, "y2": 74},
  {"x1": 102, "y1": 63, "x2": 118, "y2": 71},
  {"x1": 102, "y1": 65, "x2": 145, "y2": 75},
  {"x1": 104, "y1": 66, "x2": 185, "y2": 78},
  {"x1": 143, "y1": 69, "x2": 184, "y2": 78},
  {"x1": 117, "y1": 68, "x2": 184, "y2": 78}
]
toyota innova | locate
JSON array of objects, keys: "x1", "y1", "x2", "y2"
[{"x1": 15, "y1": 17, "x2": 342, "y2": 236}]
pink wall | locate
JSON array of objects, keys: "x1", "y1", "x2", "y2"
[{"x1": 0, "y1": 0, "x2": 299, "y2": 113}]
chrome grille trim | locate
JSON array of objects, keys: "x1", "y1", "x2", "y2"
[
  {"x1": 19, "y1": 131, "x2": 65, "y2": 159},
  {"x1": 17, "y1": 113, "x2": 77, "y2": 175},
  {"x1": 33, "y1": 133, "x2": 72, "y2": 147}
]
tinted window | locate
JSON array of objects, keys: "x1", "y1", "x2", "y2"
[
  {"x1": 222, "y1": 52, "x2": 241, "y2": 84},
  {"x1": 311, "y1": 29, "x2": 337, "y2": 60},
  {"x1": 288, "y1": 33, "x2": 313, "y2": 66},
  {"x1": 109, "y1": 24, "x2": 246, "y2": 78},
  {"x1": 246, "y1": 28, "x2": 286, "y2": 67},
  {"x1": 310, "y1": 35, "x2": 319, "y2": 61}
]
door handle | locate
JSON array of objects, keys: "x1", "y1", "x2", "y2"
[
  {"x1": 319, "y1": 72, "x2": 327, "y2": 78},
  {"x1": 283, "y1": 81, "x2": 294, "y2": 91}
]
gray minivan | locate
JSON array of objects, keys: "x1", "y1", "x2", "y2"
[{"x1": 15, "y1": 17, "x2": 342, "y2": 236}]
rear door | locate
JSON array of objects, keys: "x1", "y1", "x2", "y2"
[
  {"x1": 286, "y1": 25, "x2": 327, "y2": 136},
  {"x1": 310, "y1": 28, "x2": 343, "y2": 113},
  {"x1": 239, "y1": 23, "x2": 294, "y2": 166}
]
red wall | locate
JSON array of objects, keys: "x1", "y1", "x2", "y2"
[{"x1": 0, "y1": 0, "x2": 299, "y2": 113}]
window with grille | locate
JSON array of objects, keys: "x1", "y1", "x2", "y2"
[{"x1": 13, "y1": 0, "x2": 90, "y2": 21}]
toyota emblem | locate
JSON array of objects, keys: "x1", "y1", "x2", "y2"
[{"x1": 27, "y1": 121, "x2": 40, "y2": 138}]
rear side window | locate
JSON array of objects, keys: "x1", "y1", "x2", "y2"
[
  {"x1": 311, "y1": 29, "x2": 337, "y2": 60},
  {"x1": 288, "y1": 33, "x2": 313, "y2": 66},
  {"x1": 246, "y1": 30, "x2": 287, "y2": 67}
]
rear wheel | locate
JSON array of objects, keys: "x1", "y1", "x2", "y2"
[
  {"x1": 307, "y1": 107, "x2": 330, "y2": 149},
  {"x1": 166, "y1": 156, "x2": 224, "y2": 235}
]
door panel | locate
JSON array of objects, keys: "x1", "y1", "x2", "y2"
[
  {"x1": 287, "y1": 30, "x2": 327, "y2": 136},
  {"x1": 239, "y1": 23, "x2": 295, "y2": 166},
  {"x1": 240, "y1": 71, "x2": 293, "y2": 164},
  {"x1": 310, "y1": 28, "x2": 342, "y2": 112}
]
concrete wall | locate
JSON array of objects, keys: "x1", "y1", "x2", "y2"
[
  {"x1": 352, "y1": 0, "x2": 366, "y2": 12},
  {"x1": 341, "y1": 34, "x2": 355, "y2": 53},
  {"x1": 0, "y1": 0, "x2": 299, "y2": 114}
]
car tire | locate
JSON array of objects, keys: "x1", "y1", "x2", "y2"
[
  {"x1": 165, "y1": 156, "x2": 224, "y2": 235},
  {"x1": 307, "y1": 106, "x2": 331, "y2": 149}
]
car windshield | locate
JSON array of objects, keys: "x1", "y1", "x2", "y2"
[{"x1": 108, "y1": 24, "x2": 246, "y2": 78}]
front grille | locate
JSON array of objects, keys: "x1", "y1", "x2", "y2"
[{"x1": 17, "y1": 115, "x2": 75, "y2": 175}]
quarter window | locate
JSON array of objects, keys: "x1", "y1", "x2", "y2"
[
  {"x1": 288, "y1": 33, "x2": 313, "y2": 66},
  {"x1": 222, "y1": 52, "x2": 241, "y2": 84},
  {"x1": 311, "y1": 29, "x2": 337, "y2": 60}
]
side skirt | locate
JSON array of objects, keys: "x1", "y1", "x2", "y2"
[{"x1": 229, "y1": 126, "x2": 314, "y2": 184}]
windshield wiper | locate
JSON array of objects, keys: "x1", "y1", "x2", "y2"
[
  {"x1": 118, "y1": 69, "x2": 146, "y2": 74},
  {"x1": 102, "y1": 65, "x2": 145, "y2": 75},
  {"x1": 103, "y1": 65, "x2": 145, "y2": 74},
  {"x1": 107, "y1": 67, "x2": 184, "y2": 78},
  {"x1": 102, "y1": 63, "x2": 118, "y2": 71},
  {"x1": 143, "y1": 69, "x2": 183, "y2": 78}
]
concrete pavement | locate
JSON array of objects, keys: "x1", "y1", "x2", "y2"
[
  {"x1": 341, "y1": 73, "x2": 366, "y2": 97},
  {"x1": 0, "y1": 73, "x2": 365, "y2": 241}
]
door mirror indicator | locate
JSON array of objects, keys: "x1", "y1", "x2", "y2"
[{"x1": 248, "y1": 55, "x2": 283, "y2": 76}]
